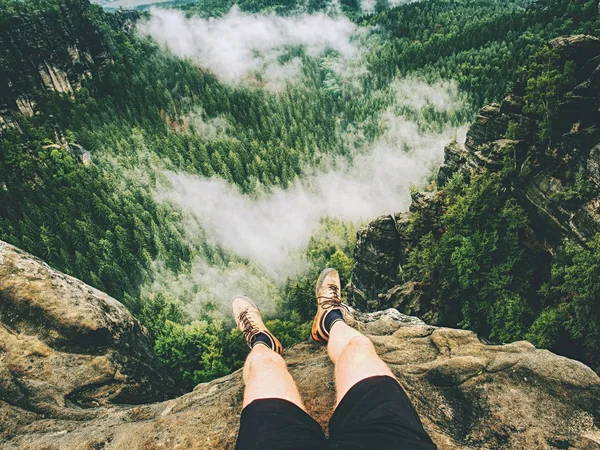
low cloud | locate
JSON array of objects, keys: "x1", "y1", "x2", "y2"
[
  {"x1": 157, "y1": 114, "x2": 466, "y2": 280},
  {"x1": 138, "y1": 7, "x2": 361, "y2": 84},
  {"x1": 183, "y1": 108, "x2": 232, "y2": 139},
  {"x1": 144, "y1": 257, "x2": 282, "y2": 319},
  {"x1": 146, "y1": 71, "x2": 467, "y2": 317},
  {"x1": 391, "y1": 78, "x2": 465, "y2": 114},
  {"x1": 98, "y1": 0, "x2": 167, "y2": 8}
]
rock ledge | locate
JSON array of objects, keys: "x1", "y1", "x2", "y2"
[{"x1": 1, "y1": 242, "x2": 599, "y2": 449}]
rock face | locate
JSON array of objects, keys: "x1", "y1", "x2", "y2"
[
  {"x1": 1, "y1": 261, "x2": 599, "y2": 450},
  {"x1": 351, "y1": 35, "x2": 600, "y2": 313},
  {"x1": 0, "y1": 0, "x2": 138, "y2": 125},
  {"x1": 378, "y1": 282, "x2": 441, "y2": 325},
  {"x1": 0, "y1": 240, "x2": 179, "y2": 441},
  {"x1": 441, "y1": 35, "x2": 600, "y2": 246},
  {"x1": 348, "y1": 191, "x2": 446, "y2": 315},
  {"x1": 348, "y1": 213, "x2": 410, "y2": 311}
]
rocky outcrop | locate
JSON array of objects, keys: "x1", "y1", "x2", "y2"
[
  {"x1": 439, "y1": 35, "x2": 600, "y2": 247},
  {"x1": 1, "y1": 0, "x2": 103, "y2": 120},
  {"x1": 348, "y1": 191, "x2": 446, "y2": 313},
  {"x1": 548, "y1": 34, "x2": 600, "y2": 66},
  {"x1": 2, "y1": 279, "x2": 600, "y2": 449},
  {"x1": 347, "y1": 213, "x2": 410, "y2": 310},
  {"x1": 350, "y1": 35, "x2": 600, "y2": 331},
  {"x1": 1, "y1": 242, "x2": 599, "y2": 449},
  {"x1": 0, "y1": 0, "x2": 138, "y2": 125},
  {"x1": 0, "y1": 240, "x2": 179, "y2": 440},
  {"x1": 379, "y1": 282, "x2": 441, "y2": 325},
  {"x1": 437, "y1": 140, "x2": 471, "y2": 187}
]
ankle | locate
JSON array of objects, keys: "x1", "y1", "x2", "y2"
[
  {"x1": 251, "y1": 332, "x2": 274, "y2": 350},
  {"x1": 324, "y1": 309, "x2": 345, "y2": 333},
  {"x1": 328, "y1": 318, "x2": 346, "y2": 334}
]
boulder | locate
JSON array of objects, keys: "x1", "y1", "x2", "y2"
[
  {"x1": 548, "y1": 35, "x2": 600, "y2": 67},
  {"x1": 0, "y1": 240, "x2": 179, "y2": 440},
  {"x1": 380, "y1": 282, "x2": 441, "y2": 325},
  {"x1": 464, "y1": 104, "x2": 508, "y2": 153},
  {"x1": 437, "y1": 140, "x2": 471, "y2": 187},
  {"x1": 499, "y1": 95, "x2": 525, "y2": 115},
  {"x1": 473, "y1": 139, "x2": 527, "y2": 171}
]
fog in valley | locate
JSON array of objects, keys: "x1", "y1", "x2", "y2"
[{"x1": 136, "y1": 6, "x2": 468, "y2": 318}]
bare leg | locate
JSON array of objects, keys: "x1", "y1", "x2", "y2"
[
  {"x1": 242, "y1": 344, "x2": 305, "y2": 410},
  {"x1": 328, "y1": 321, "x2": 395, "y2": 405}
]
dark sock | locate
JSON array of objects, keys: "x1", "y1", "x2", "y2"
[
  {"x1": 251, "y1": 332, "x2": 273, "y2": 350},
  {"x1": 324, "y1": 309, "x2": 345, "y2": 333}
]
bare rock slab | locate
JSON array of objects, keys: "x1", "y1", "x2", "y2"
[{"x1": 1, "y1": 242, "x2": 599, "y2": 449}]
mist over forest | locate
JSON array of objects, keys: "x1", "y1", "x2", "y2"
[{"x1": 122, "y1": 2, "x2": 472, "y2": 323}]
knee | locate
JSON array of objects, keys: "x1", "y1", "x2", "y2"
[
  {"x1": 246, "y1": 348, "x2": 286, "y2": 375},
  {"x1": 347, "y1": 335, "x2": 373, "y2": 350},
  {"x1": 342, "y1": 335, "x2": 376, "y2": 359}
]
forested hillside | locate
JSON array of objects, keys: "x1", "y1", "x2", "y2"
[{"x1": 1, "y1": 0, "x2": 599, "y2": 387}]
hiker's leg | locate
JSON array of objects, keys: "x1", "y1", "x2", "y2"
[
  {"x1": 242, "y1": 344, "x2": 305, "y2": 410},
  {"x1": 237, "y1": 345, "x2": 326, "y2": 450},
  {"x1": 312, "y1": 272, "x2": 435, "y2": 449},
  {"x1": 326, "y1": 321, "x2": 436, "y2": 449},
  {"x1": 234, "y1": 295, "x2": 326, "y2": 449},
  {"x1": 327, "y1": 321, "x2": 394, "y2": 405}
]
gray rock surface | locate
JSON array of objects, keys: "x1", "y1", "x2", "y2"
[
  {"x1": 3, "y1": 305, "x2": 600, "y2": 449},
  {"x1": 380, "y1": 282, "x2": 441, "y2": 325},
  {"x1": 549, "y1": 35, "x2": 600, "y2": 66},
  {"x1": 1, "y1": 243, "x2": 600, "y2": 449},
  {"x1": 348, "y1": 213, "x2": 410, "y2": 310},
  {"x1": 0, "y1": 240, "x2": 179, "y2": 440},
  {"x1": 437, "y1": 140, "x2": 471, "y2": 187},
  {"x1": 348, "y1": 190, "x2": 446, "y2": 315}
]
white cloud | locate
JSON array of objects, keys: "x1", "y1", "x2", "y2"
[
  {"x1": 144, "y1": 257, "x2": 282, "y2": 319},
  {"x1": 262, "y1": 57, "x2": 304, "y2": 91},
  {"x1": 138, "y1": 7, "x2": 361, "y2": 84},
  {"x1": 391, "y1": 78, "x2": 464, "y2": 113},
  {"x1": 97, "y1": 0, "x2": 168, "y2": 8},
  {"x1": 183, "y1": 108, "x2": 232, "y2": 139},
  {"x1": 360, "y1": 0, "x2": 420, "y2": 13},
  {"x1": 360, "y1": 0, "x2": 377, "y2": 13},
  {"x1": 141, "y1": 74, "x2": 468, "y2": 318},
  {"x1": 157, "y1": 113, "x2": 466, "y2": 280}
]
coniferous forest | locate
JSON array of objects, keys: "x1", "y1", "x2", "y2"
[{"x1": 1, "y1": 0, "x2": 600, "y2": 388}]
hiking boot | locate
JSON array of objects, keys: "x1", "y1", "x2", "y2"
[
  {"x1": 232, "y1": 295, "x2": 283, "y2": 354},
  {"x1": 312, "y1": 268, "x2": 347, "y2": 342}
]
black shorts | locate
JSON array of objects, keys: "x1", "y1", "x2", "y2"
[{"x1": 235, "y1": 375, "x2": 437, "y2": 450}]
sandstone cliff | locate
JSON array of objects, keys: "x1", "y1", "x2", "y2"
[
  {"x1": 1, "y1": 241, "x2": 599, "y2": 449},
  {"x1": 0, "y1": 0, "x2": 138, "y2": 125},
  {"x1": 440, "y1": 35, "x2": 600, "y2": 247},
  {"x1": 349, "y1": 35, "x2": 600, "y2": 318},
  {"x1": 0, "y1": 241, "x2": 180, "y2": 437}
]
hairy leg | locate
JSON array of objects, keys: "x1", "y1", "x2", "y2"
[
  {"x1": 242, "y1": 344, "x2": 305, "y2": 410},
  {"x1": 328, "y1": 321, "x2": 395, "y2": 405}
]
